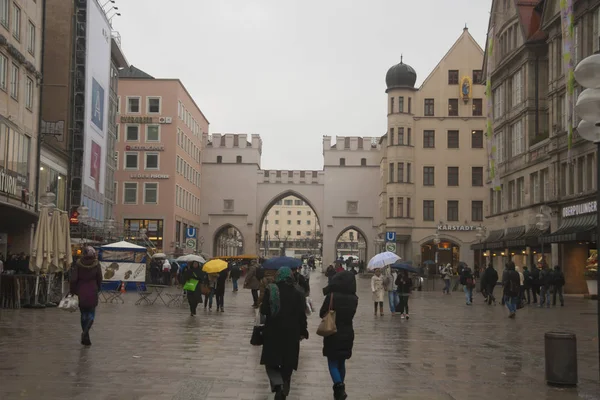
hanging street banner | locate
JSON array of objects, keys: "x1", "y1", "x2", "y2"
[
  {"x1": 100, "y1": 262, "x2": 146, "y2": 282},
  {"x1": 560, "y1": 0, "x2": 574, "y2": 162}
]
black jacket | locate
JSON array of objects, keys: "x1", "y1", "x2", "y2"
[
  {"x1": 260, "y1": 281, "x2": 308, "y2": 370},
  {"x1": 182, "y1": 267, "x2": 206, "y2": 301},
  {"x1": 481, "y1": 266, "x2": 498, "y2": 288},
  {"x1": 320, "y1": 271, "x2": 358, "y2": 360},
  {"x1": 395, "y1": 274, "x2": 412, "y2": 294},
  {"x1": 502, "y1": 267, "x2": 521, "y2": 297}
]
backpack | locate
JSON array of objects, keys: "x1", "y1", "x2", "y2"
[{"x1": 508, "y1": 272, "x2": 520, "y2": 295}]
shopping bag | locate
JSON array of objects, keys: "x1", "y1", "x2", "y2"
[
  {"x1": 250, "y1": 309, "x2": 264, "y2": 346},
  {"x1": 316, "y1": 294, "x2": 337, "y2": 337},
  {"x1": 183, "y1": 279, "x2": 199, "y2": 291},
  {"x1": 200, "y1": 284, "x2": 211, "y2": 296},
  {"x1": 58, "y1": 294, "x2": 79, "y2": 312}
]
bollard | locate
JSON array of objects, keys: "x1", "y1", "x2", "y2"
[{"x1": 544, "y1": 331, "x2": 578, "y2": 386}]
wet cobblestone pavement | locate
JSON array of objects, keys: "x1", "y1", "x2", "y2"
[{"x1": 0, "y1": 271, "x2": 599, "y2": 400}]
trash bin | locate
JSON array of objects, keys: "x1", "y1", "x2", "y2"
[{"x1": 544, "y1": 331, "x2": 578, "y2": 386}]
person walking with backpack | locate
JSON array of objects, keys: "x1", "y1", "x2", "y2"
[
  {"x1": 320, "y1": 271, "x2": 358, "y2": 400},
  {"x1": 460, "y1": 266, "x2": 475, "y2": 305},
  {"x1": 552, "y1": 265, "x2": 565, "y2": 306},
  {"x1": 230, "y1": 262, "x2": 241, "y2": 292},
  {"x1": 502, "y1": 261, "x2": 521, "y2": 318}
]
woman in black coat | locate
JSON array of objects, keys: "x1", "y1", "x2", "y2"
[
  {"x1": 182, "y1": 261, "x2": 204, "y2": 316},
  {"x1": 320, "y1": 271, "x2": 358, "y2": 400},
  {"x1": 260, "y1": 267, "x2": 308, "y2": 400}
]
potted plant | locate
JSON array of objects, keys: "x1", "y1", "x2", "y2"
[{"x1": 584, "y1": 250, "x2": 597, "y2": 296}]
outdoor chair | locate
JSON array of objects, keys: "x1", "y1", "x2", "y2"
[{"x1": 135, "y1": 282, "x2": 153, "y2": 305}]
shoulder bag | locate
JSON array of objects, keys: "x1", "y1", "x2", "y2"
[{"x1": 316, "y1": 294, "x2": 337, "y2": 337}]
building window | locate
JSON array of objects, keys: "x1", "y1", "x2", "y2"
[
  {"x1": 339, "y1": 158, "x2": 345, "y2": 166},
  {"x1": 296, "y1": 220, "x2": 301, "y2": 225},
  {"x1": 147, "y1": 97, "x2": 161, "y2": 114},
  {"x1": 493, "y1": 85, "x2": 504, "y2": 119},
  {"x1": 408, "y1": 97, "x2": 412, "y2": 113},
  {"x1": 448, "y1": 70, "x2": 459, "y2": 84},
  {"x1": 295, "y1": 199, "x2": 303, "y2": 205},
  {"x1": 473, "y1": 69, "x2": 483, "y2": 84},
  {"x1": 388, "y1": 162, "x2": 394, "y2": 183},
  {"x1": 145, "y1": 153, "x2": 159, "y2": 170},
  {"x1": 390, "y1": 97, "x2": 394, "y2": 114},
  {"x1": 398, "y1": 96, "x2": 404, "y2": 112},
  {"x1": 511, "y1": 68, "x2": 523, "y2": 106},
  {"x1": 126, "y1": 125, "x2": 139, "y2": 141},
  {"x1": 125, "y1": 152, "x2": 138, "y2": 169},
  {"x1": 471, "y1": 130, "x2": 483, "y2": 148},
  {"x1": 424, "y1": 99, "x2": 434, "y2": 116},
  {"x1": 517, "y1": 177, "x2": 525, "y2": 208},
  {"x1": 144, "y1": 183, "x2": 158, "y2": 204},
  {"x1": 407, "y1": 163, "x2": 411, "y2": 183},
  {"x1": 472, "y1": 99, "x2": 483, "y2": 116},
  {"x1": 146, "y1": 125, "x2": 160, "y2": 142},
  {"x1": 12, "y1": 3, "x2": 20, "y2": 41},
  {"x1": 448, "y1": 99, "x2": 459, "y2": 116},
  {"x1": 407, "y1": 198, "x2": 411, "y2": 218},
  {"x1": 496, "y1": 132, "x2": 505, "y2": 163},
  {"x1": 511, "y1": 119, "x2": 524, "y2": 157},
  {"x1": 423, "y1": 200, "x2": 435, "y2": 221},
  {"x1": 508, "y1": 180, "x2": 516, "y2": 209},
  {"x1": 10, "y1": 63, "x2": 18, "y2": 99},
  {"x1": 531, "y1": 171, "x2": 540, "y2": 204},
  {"x1": 397, "y1": 162, "x2": 404, "y2": 183},
  {"x1": 236, "y1": 155, "x2": 242, "y2": 163},
  {"x1": 216, "y1": 156, "x2": 222, "y2": 163},
  {"x1": 447, "y1": 130, "x2": 459, "y2": 148},
  {"x1": 27, "y1": 20, "x2": 35, "y2": 55},
  {"x1": 360, "y1": 158, "x2": 366, "y2": 166},
  {"x1": 472, "y1": 167, "x2": 483, "y2": 186},
  {"x1": 447, "y1": 167, "x2": 459, "y2": 186},
  {"x1": 447, "y1": 200, "x2": 459, "y2": 221},
  {"x1": 123, "y1": 182, "x2": 137, "y2": 204},
  {"x1": 388, "y1": 197, "x2": 394, "y2": 218},
  {"x1": 392, "y1": 197, "x2": 402, "y2": 218},
  {"x1": 423, "y1": 166, "x2": 435, "y2": 186},
  {"x1": 389, "y1": 128, "x2": 394, "y2": 145},
  {"x1": 423, "y1": 130, "x2": 435, "y2": 148},
  {"x1": 297, "y1": 210, "x2": 301, "y2": 215},
  {"x1": 398, "y1": 128, "x2": 404, "y2": 145},
  {"x1": 127, "y1": 97, "x2": 140, "y2": 113},
  {"x1": 25, "y1": 77, "x2": 33, "y2": 110},
  {"x1": 0, "y1": 53, "x2": 6, "y2": 90},
  {"x1": 0, "y1": 0, "x2": 8, "y2": 28},
  {"x1": 471, "y1": 201, "x2": 483, "y2": 221}
]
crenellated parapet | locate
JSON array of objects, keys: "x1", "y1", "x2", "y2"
[
  {"x1": 258, "y1": 169, "x2": 325, "y2": 185},
  {"x1": 206, "y1": 133, "x2": 263, "y2": 152},
  {"x1": 322, "y1": 135, "x2": 380, "y2": 151}
]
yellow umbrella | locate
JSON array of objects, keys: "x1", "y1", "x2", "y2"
[{"x1": 202, "y1": 259, "x2": 228, "y2": 274}]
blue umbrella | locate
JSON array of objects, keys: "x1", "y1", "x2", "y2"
[
  {"x1": 390, "y1": 262, "x2": 421, "y2": 274},
  {"x1": 423, "y1": 260, "x2": 436, "y2": 265},
  {"x1": 262, "y1": 256, "x2": 302, "y2": 270}
]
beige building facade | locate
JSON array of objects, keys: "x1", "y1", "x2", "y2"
[
  {"x1": 113, "y1": 66, "x2": 208, "y2": 254},
  {"x1": 477, "y1": 0, "x2": 599, "y2": 294},
  {"x1": 0, "y1": 0, "x2": 43, "y2": 254},
  {"x1": 199, "y1": 134, "x2": 380, "y2": 267},
  {"x1": 379, "y1": 28, "x2": 488, "y2": 269}
]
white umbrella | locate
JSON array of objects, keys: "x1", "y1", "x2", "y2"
[
  {"x1": 367, "y1": 251, "x2": 400, "y2": 270},
  {"x1": 176, "y1": 254, "x2": 206, "y2": 263},
  {"x1": 30, "y1": 207, "x2": 53, "y2": 273},
  {"x1": 50, "y1": 210, "x2": 65, "y2": 273},
  {"x1": 152, "y1": 253, "x2": 167, "y2": 259}
]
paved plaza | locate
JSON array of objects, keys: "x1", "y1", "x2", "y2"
[{"x1": 0, "y1": 272, "x2": 599, "y2": 400}]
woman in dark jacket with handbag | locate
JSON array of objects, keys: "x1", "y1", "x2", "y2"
[
  {"x1": 260, "y1": 267, "x2": 308, "y2": 400},
  {"x1": 320, "y1": 271, "x2": 358, "y2": 400},
  {"x1": 182, "y1": 261, "x2": 204, "y2": 316},
  {"x1": 70, "y1": 246, "x2": 103, "y2": 346}
]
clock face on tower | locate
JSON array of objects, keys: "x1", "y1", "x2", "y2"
[{"x1": 460, "y1": 76, "x2": 472, "y2": 100}]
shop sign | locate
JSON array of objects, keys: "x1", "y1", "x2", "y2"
[
  {"x1": 437, "y1": 225, "x2": 478, "y2": 232},
  {"x1": 130, "y1": 174, "x2": 169, "y2": 179},
  {"x1": 120, "y1": 116, "x2": 153, "y2": 124},
  {"x1": 562, "y1": 201, "x2": 597, "y2": 218},
  {"x1": 125, "y1": 145, "x2": 165, "y2": 152},
  {"x1": 0, "y1": 168, "x2": 27, "y2": 197}
]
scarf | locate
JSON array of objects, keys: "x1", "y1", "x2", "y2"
[{"x1": 268, "y1": 267, "x2": 294, "y2": 317}]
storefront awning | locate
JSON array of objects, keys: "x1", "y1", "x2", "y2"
[
  {"x1": 471, "y1": 229, "x2": 505, "y2": 250},
  {"x1": 504, "y1": 226, "x2": 526, "y2": 248},
  {"x1": 520, "y1": 226, "x2": 549, "y2": 247},
  {"x1": 540, "y1": 214, "x2": 596, "y2": 244}
]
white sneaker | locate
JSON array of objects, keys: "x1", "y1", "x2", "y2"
[{"x1": 400, "y1": 314, "x2": 405, "y2": 319}]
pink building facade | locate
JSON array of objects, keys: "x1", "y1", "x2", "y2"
[{"x1": 114, "y1": 67, "x2": 208, "y2": 254}]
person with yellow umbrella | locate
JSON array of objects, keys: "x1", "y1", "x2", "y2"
[{"x1": 203, "y1": 259, "x2": 229, "y2": 312}]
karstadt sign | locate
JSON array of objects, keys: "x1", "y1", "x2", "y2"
[{"x1": 437, "y1": 225, "x2": 478, "y2": 232}]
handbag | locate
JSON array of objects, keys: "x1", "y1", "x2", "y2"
[
  {"x1": 250, "y1": 309, "x2": 264, "y2": 346},
  {"x1": 183, "y1": 279, "x2": 199, "y2": 291},
  {"x1": 58, "y1": 294, "x2": 79, "y2": 312},
  {"x1": 316, "y1": 294, "x2": 337, "y2": 337},
  {"x1": 200, "y1": 284, "x2": 211, "y2": 296}
]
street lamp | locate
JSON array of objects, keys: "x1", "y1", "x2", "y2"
[
  {"x1": 433, "y1": 232, "x2": 441, "y2": 271},
  {"x1": 574, "y1": 52, "x2": 600, "y2": 380},
  {"x1": 535, "y1": 210, "x2": 550, "y2": 266},
  {"x1": 476, "y1": 226, "x2": 487, "y2": 269}
]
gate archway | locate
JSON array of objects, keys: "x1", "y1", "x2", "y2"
[
  {"x1": 213, "y1": 224, "x2": 244, "y2": 257},
  {"x1": 334, "y1": 226, "x2": 368, "y2": 266}
]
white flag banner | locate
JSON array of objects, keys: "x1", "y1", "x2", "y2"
[{"x1": 100, "y1": 261, "x2": 146, "y2": 282}]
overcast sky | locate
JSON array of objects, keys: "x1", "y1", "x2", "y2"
[{"x1": 111, "y1": 0, "x2": 492, "y2": 170}]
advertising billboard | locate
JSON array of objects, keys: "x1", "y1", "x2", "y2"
[{"x1": 83, "y1": 0, "x2": 111, "y2": 198}]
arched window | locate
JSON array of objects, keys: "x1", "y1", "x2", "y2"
[{"x1": 216, "y1": 156, "x2": 222, "y2": 163}]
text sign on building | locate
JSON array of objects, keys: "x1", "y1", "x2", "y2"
[
  {"x1": 129, "y1": 174, "x2": 169, "y2": 179},
  {"x1": 562, "y1": 201, "x2": 597, "y2": 218},
  {"x1": 0, "y1": 168, "x2": 27, "y2": 197},
  {"x1": 120, "y1": 116, "x2": 153, "y2": 124},
  {"x1": 437, "y1": 225, "x2": 478, "y2": 232},
  {"x1": 125, "y1": 145, "x2": 165, "y2": 152},
  {"x1": 385, "y1": 232, "x2": 396, "y2": 242}
]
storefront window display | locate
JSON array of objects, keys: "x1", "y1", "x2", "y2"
[
  {"x1": 124, "y1": 219, "x2": 164, "y2": 250},
  {"x1": 38, "y1": 165, "x2": 66, "y2": 210},
  {"x1": 0, "y1": 123, "x2": 31, "y2": 200}
]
